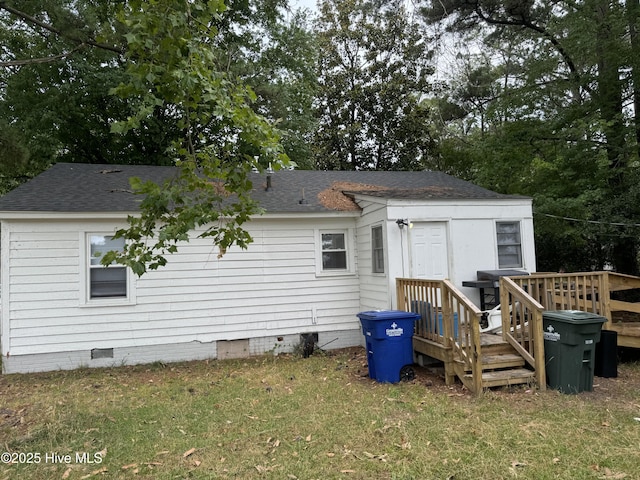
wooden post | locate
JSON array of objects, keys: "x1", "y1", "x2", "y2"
[
  {"x1": 470, "y1": 311, "x2": 483, "y2": 394},
  {"x1": 532, "y1": 308, "x2": 546, "y2": 391},
  {"x1": 396, "y1": 278, "x2": 406, "y2": 312},
  {"x1": 602, "y1": 272, "x2": 613, "y2": 330},
  {"x1": 499, "y1": 277, "x2": 511, "y2": 339},
  {"x1": 441, "y1": 282, "x2": 453, "y2": 348}
]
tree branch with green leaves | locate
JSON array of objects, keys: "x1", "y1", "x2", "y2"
[{"x1": 102, "y1": 0, "x2": 288, "y2": 275}]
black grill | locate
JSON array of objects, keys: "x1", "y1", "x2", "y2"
[{"x1": 463, "y1": 269, "x2": 529, "y2": 310}]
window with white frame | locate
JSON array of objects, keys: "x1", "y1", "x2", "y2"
[
  {"x1": 496, "y1": 222, "x2": 522, "y2": 268},
  {"x1": 371, "y1": 225, "x2": 384, "y2": 273},
  {"x1": 321, "y1": 231, "x2": 348, "y2": 271},
  {"x1": 88, "y1": 235, "x2": 127, "y2": 298}
]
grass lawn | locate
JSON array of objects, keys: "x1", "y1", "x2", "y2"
[{"x1": 1, "y1": 347, "x2": 639, "y2": 480}]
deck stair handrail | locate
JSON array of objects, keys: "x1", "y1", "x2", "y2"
[
  {"x1": 499, "y1": 276, "x2": 546, "y2": 390},
  {"x1": 443, "y1": 279, "x2": 484, "y2": 393},
  {"x1": 396, "y1": 277, "x2": 483, "y2": 392}
]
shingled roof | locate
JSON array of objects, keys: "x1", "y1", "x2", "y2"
[{"x1": 0, "y1": 163, "x2": 525, "y2": 214}]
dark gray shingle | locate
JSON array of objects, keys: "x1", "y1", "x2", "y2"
[{"x1": 0, "y1": 163, "x2": 525, "y2": 214}]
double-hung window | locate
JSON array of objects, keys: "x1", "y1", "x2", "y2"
[
  {"x1": 88, "y1": 235, "x2": 127, "y2": 299},
  {"x1": 321, "y1": 232, "x2": 348, "y2": 270},
  {"x1": 371, "y1": 225, "x2": 384, "y2": 273},
  {"x1": 496, "y1": 222, "x2": 522, "y2": 268}
]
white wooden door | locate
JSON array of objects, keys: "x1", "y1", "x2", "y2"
[{"x1": 410, "y1": 222, "x2": 449, "y2": 279}]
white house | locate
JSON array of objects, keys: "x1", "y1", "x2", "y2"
[{"x1": 0, "y1": 163, "x2": 536, "y2": 373}]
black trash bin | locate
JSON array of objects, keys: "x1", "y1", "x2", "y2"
[
  {"x1": 595, "y1": 330, "x2": 618, "y2": 378},
  {"x1": 357, "y1": 310, "x2": 420, "y2": 383},
  {"x1": 543, "y1": 310, "x2": 606, "y2": 393}
]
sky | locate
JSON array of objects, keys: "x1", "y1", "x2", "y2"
[{"x1": 290, "y1": 0, "x2": 318, "y2": 13}]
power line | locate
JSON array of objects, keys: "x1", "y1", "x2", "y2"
[{"x1": 536, "y1": 212, "x2": 640, "y2": 228}]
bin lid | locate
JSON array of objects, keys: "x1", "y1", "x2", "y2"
[
  {"x1": 357, "y1": 310, "x2": 420, "y2": 321},
  {"x1": 543, "y1": 310, "x2": 607, "y2": 324}
]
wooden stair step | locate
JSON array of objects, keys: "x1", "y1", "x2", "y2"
[
  {"x1": 463, "y1": 368, "x2": 535, "y2": 389},
  {"x1": 481, "y1": 353, "x2": 526, "y2": 370},
  {"x1": 479, "y1": 334, "x2": 518, "y2": 355}
]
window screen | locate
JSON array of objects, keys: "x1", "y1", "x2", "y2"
[
  {"x1": 321, "y1": 232, "x2": 347, "y2": 270},
  {"x1": 496, "y1": 222, "x2": 522, "y2": 268},
  {"x1": 89, "y1": 235, "x2": 127, "y2": 298}
]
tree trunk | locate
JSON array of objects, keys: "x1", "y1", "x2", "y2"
[
  {"x1": 593, "y1": 0, "x2": 638, "y2": 274},
  {"x1": 627, "y1": 0, "x2": 640, "y2": 156}
]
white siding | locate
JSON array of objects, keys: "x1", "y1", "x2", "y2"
[
  {"x1": 355, "y1": 199, "x2": 392, "y2": 311},
  {"x1": 386, "y1": 198, "x2": 536, "y2": 307},
  {"x1": 0, "y1": 195, "x2": 536, "y2": 372},
  {"x1": 2, "y1": 217, "x2": 362, "y2": 368}
]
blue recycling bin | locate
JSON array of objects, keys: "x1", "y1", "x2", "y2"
[
  {"x1": 436, "y1": 312, "x2": 459, "y2": 337},
  {"x1": 357, "y1": 310, "x2": 420, "y2": 383}
]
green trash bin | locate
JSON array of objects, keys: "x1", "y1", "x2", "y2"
[{"x1": 543, "y1": 310, "x2": 606, "y2": 393}]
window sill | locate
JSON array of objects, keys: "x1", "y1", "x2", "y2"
[
  {"x1": 316, "y1": 270, "x2": 357, "y2": 278},
  {"x1": 79, "y1": 298, "x2": 136, "y2": 308}
]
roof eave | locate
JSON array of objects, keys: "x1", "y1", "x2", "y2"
[{"x1": 0, "y1": 209, "x2": 362, "y2": 221}]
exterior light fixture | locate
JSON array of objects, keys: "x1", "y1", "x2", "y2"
[{"x1": 396, "y1": 219, "x2": 412, "y2": 229}]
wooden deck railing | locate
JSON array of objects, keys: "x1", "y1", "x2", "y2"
[
  {"x1": 510, "y1": 272, "x2": 605, "y2": 315},
  {"x1": 396, "y1": 278, "x2": 444, "y2": 344},
  {"x1": 397, "y1": 277, "x2": 483, "y2": 392},
  {"x1": 398, "y1": 271, "x2": 640, "y2": 392},
  {"x1": 499, "y1": 277, "x2": 546, "y2": 390},
  {"x1": 510, "y1": 272, "x2": 640, "y2": 348}
]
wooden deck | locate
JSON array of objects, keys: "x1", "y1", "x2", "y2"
[
  {"x1": 398, "y1": 271, "x2": 640, "y2": 395},
  {"x1": 511, "y1": 272, "x2": 640, "y2": 349}
]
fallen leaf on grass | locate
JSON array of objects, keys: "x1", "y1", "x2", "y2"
[
  {"x1": 255, "y1": 465, "x2": 277, "y2": 473},
  {"x1": 552, "y1": 458, "x2": 560, "y2": 465},
  {"x1": 62, "y1": 467, "x2": 72, "y2": 479},
  {"x1": 80, "y1": 467, "x2": 107, "y2": 479},
  {"x1": 395, "y1": 441, "x2": 411, "y2": 450},
  {"x1": 183, "y1": 448, "x2": 197, "y2": 458},
  {"x1": 363, "y1": 451, "x2": 388, "y2": 462},
  {"x1": 340, "y1": 470, "x2": 356, "y2": 474},
  {"x1": 600, "y1": 467, "x2": 627, "y2": 479},
  {"x1": 193, "y1": 460, "x2": 201, "y2": 467},
  {"x1": 121, "y1": 463, "x2": 137, "y2": 470},
  {"x1": 305, "y1": 434, "x2": 312, "y2": 442}
]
